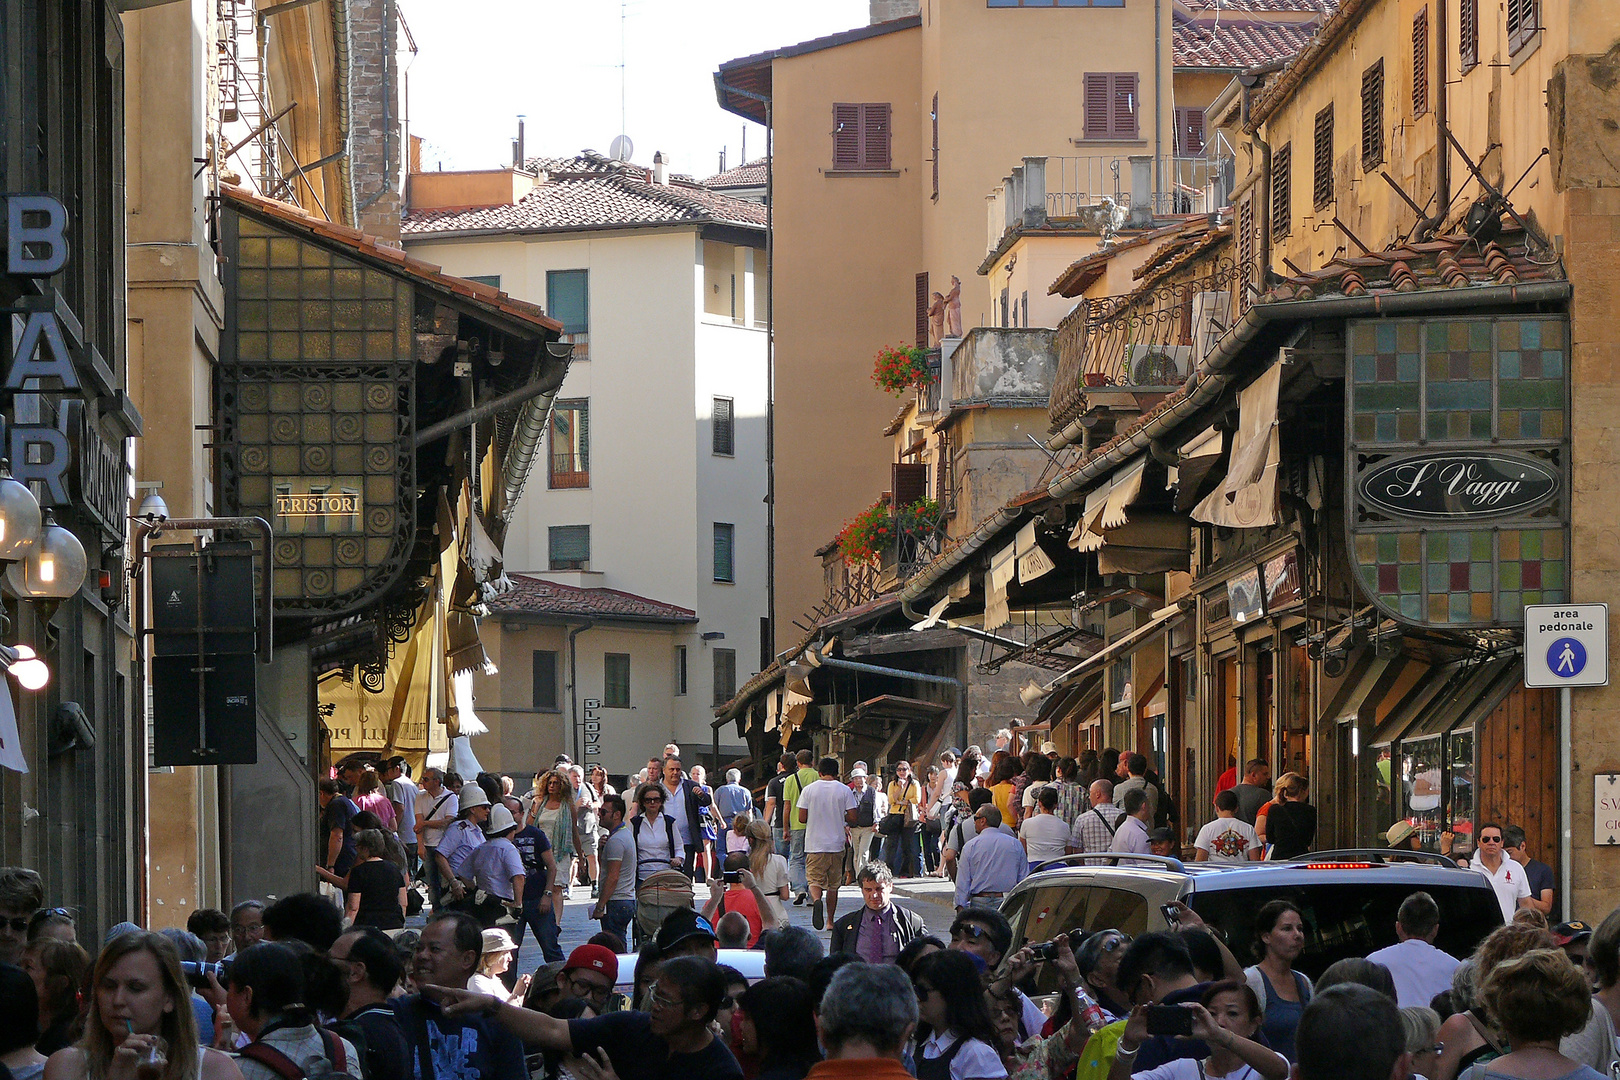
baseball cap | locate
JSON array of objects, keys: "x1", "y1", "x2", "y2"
[
  {"x1": 1553, "y1": 920, "x2": 1594, "y2": 946},
  {"x1": 1041, "y1": 741, "x2": 1058, "y2": 755},
  {"x1": 655, "y1": 909, "x2": 717, "y2": 954},
  {"x1": 564, "y1": 944, "x2": 620, "y2": 983}
]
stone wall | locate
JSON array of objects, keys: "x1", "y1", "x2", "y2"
[
  {"x1": 347, "y1": 0, "x2": 403, "y2": 243},
  {"x1": 871, "y1": 0, "x2": 920, "y2": 24}
]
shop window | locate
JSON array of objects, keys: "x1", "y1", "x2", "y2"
[{"x1": 603, "y1": 653, "x2": 631, "y2": 708}]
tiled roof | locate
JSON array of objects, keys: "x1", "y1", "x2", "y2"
[
  {"x1": 1049, "y1": 216, "x2": 1218, "y2": 297},
  {"x1": 705, "y1": 158, "x2": 769, "y2": 189},
  {"x1": 1260, "y1": 229, "x2": 1564, "y2": 303},
  {"x1": 221, "y1": 185, "x2": 562, "y2": 334},
  {"x1": 488, "y1": 574, "x2": 698, "y2": 623},
  {"x1": 1178, "y1": 0, "x2": 1334, "y2": 11},
  {"x1": 1174, "y1": 17, "x2": 1321, "y2": 68},
  {"x1": 402, "y1": 167, "x2": 768, "y2": 237},
  {"x1": 523, "y1": 153, "x2": 626, "y2": 178}
]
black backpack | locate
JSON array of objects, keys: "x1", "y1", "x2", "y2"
[{"x1": 854, "y1": 786, "x2": 878, "y2": 828}]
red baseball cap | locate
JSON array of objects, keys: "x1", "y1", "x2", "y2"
[{"x1": 563, "y1": 944, "x2": 619, "y2": 983}]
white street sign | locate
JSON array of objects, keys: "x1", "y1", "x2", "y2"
[
  {"x1": 1525, "y1": 603, "x2": 1609, "y2": 687},
  {"x1": 1597, "y1": 774, "x2": 1620, "y2": 846}
]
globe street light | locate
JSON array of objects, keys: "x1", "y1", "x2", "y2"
[{"x1": 6, "y1": 510, "x2": 87, "y2": 599}]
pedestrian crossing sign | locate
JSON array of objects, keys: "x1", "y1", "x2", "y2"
[{"x1": 1524, "y1": 603, "x2": 1608, "y2": 687}]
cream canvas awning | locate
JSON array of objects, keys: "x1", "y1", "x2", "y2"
[
  {"x1": 1193, "y1": 362, "x2": 1281, "y2": 528},
  {"x1": 1050, "y1": 604, "x2": 1184, "y2": 695}
]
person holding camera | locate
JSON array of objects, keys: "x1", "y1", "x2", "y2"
[
  {"x1": 700, "y1": 851, "x2": 779, "y2": 947},
  {"x1": 1106, "y1": 980, "x2": 1289, "y2": 1080}
]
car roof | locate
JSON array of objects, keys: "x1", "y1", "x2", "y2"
[
  {"x1": 612, "y1": 947, "x2": 766, "y2": 990},
  {"x1": 1011, "y1": 857, "x2": 1499, "y2": 896}
]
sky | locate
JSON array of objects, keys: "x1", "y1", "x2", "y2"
[{"x1": 403, "y1": 0, "x2": 870, "y2": 180}]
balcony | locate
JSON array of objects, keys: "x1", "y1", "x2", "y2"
[{"x1": 1045, "y1": 152, "x2": 1233, "y2": 219}]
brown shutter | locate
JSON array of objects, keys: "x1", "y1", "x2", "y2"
[
  {"x1": 892, "y1": 462, "x2": 928, "y2": 509},
  {"x1": 1114, "y1": 74, "x2": 1139, "y2": 138},
  {"x1": 1176, "y1": 107, "x2": 1205, "y2": 155},
  {"x1": 1271, "y1": 143, "x2": 1292, "y2": 240},
  {"x1": 916, "y1": 272, "x2": 930, "y2": 347},
  {"x1": 931, "y1": 92, "x2": 940, "y2": 200},
  {"x1": 1237, "y1": 195, "x2": 1255, "y2": 313},
  {"x1": 1314, "y1": 103, "x2": 1334, "y2": 208},
  {"x1": 1508, "y1": 0, "x2": 1539, "y2": 53},
  {"x1": 1460, "y1": 0, "x2": 1479, "y2": 71},
  {"x1": 1412, "y1": 8, "x2": 1430, "y2": 118},
  {"x1": 1083, "y1": 73, "x2": 1110, "y2": 139},
  {"x1": 1360, "y1": 61, "x2": 1384, "y2": 169},
  {"x1": 833, "y1": 103, "x2": 861, "y2": 169},
  {"x1": 861, "y1": 102, "x2": 892, "y2": 170}
]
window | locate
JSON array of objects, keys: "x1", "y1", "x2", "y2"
[
  {"x1": 674, "y1": 645, "x2": 688, "y2": 696},
  {"x1": 1176, "y1": 107, "x2": 1206, "y2": 155},
  {"x1": 532, "y1": 650, "x2": 559, "y2": 711},
  {"x1": 1412, "y1": 8, "x2": 1429, "y2": 118},
  {"x1": 832, "y1": 103, "x2": 891, "y2": 171},
  {"x1": 714, "y1": 523, "x2": 735, "y2": 583},
  {"x1": 1271, "y1": 143, "x2": 1292, "y2": 239},
  {"x1": 712, "y1": 397, "x2": 735, "y2": 457},
  {"x1": 713, "y1": 648, "x2": 737, "y2": 708},
  {"x1": 915, "y1": 272, "x2": 930, "y2": 347},
  {"x1": 1361, "y1": 62, "x2": 1384, "y2": 169},
  {"x1": 1314, "y1": 103, "x2": 1335, "y2": 209},
  {"x1": 1083, "y1": 73, "x2": 1139, "y2": 140},
  {"x1": 1507, "y1": 0, "x2": 1539, "y2": 55},
  {"x1": 603, "y1": 653, "x2": 630, "y2": 709},
  {"x1": 547, "y1": 269, "x2": 589, "y2": 359},
  {"x1": 467, "y1": 274, "x2": 501, "y2": 289},
  {"x1": 1460, "y1": 0, "x2": 1479, "y2": 72},
  {"x1": 548, "y1": 525, "x2": 590, "y2": 570},
  {"x1": 550, "y1": 399, "x2": 589, "y2": 488},
  {"x1": 931, "y1": 93, "x2": 940, "y2": 201}
]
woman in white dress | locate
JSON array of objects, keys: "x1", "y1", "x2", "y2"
[{"x1": 745, "y1": 818, "x2": 791, "y2": 926}]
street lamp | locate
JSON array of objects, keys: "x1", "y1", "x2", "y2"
[
  {"x1": 0, "y1": 462, "x2": 41, "y2": 561},
  {"x1": 3, "y1": 643, "x2": 48, "y2": 690},
  {"x1": 6, "y1": 510, "x2": 87, "y2": 599}
]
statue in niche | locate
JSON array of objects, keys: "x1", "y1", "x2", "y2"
[
  {"x1": 927, "y1": 291, "x2": 946, "y2": 346},
  {"x1": 945, "y1": 275, "x2": 963, "y2": 338}
]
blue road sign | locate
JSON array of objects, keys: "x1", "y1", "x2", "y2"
[{"x1": 1549, "y1": 637, "x2": 1588, "y2": 679}]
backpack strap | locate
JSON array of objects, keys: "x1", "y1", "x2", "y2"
[
  {"x1": 1092, "y1": 806, "x2": 1119, "y2": 837},
  {"x1": 319, "y1": 1028, "x2": 348, "y2": 1074},
  {"x1": 238, "y1": 1042, "x2": 307, "y2": 1080}
]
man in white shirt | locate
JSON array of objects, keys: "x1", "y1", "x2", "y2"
[
  {"x1": 1465, "y1": 822, "x2": 1532, "y2": 922},
  {"x1": 1019, "y1": 786, "x2": 1070, "y2": 870},
  {"x1": 797, "y1": 756, "x2": 859, "y2": 930},
  {"x1": 415, "y1": 768, "x2": 458, "y2": 907},
  {"x1": 1365, "y1": 891, "x2": 1461, "y2": 1008},
  {"x1": 384, "y1": 757, "x2": 420, "y2": 871},
  {"x1": 1109, "y1": 788, "x2": 1155, "y2": 866},
  {"x1": 1193, "y1": 790, "x2": 1262, "y2": 863}
]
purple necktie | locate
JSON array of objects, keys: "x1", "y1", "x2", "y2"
[{"x1": 864, "y1": 910, "x2": 884, "y2": 962}]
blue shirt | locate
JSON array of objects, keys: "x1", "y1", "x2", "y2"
[
  {"x1": 953, "y1": 825, "x2": 1028, "y2": 907},
  {"x1": 436, "y1": 819, "x2": 485, "y2": 877},
  {"x1": 713, "y1": 783, "x2": 754, "y2": 825},
  {"x1": 512, "y1": 825, "x2": 553, "y2": 908},
  {"x1": 392, "y1": 995, "x2": 527, "y2": 1080}
]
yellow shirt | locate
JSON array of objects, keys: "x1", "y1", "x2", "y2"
[
  {"x1": 992, "y1": 781, "x2": 1020, "y2": 825},
  {"x1": 888, "y1": 777, "x2": 922, "y2": 809}
]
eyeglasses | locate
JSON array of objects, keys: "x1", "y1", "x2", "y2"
[
  {"x1": 1, "y1": 917, "x2": 26, "y2": 933},
  {"x1": 569, "y1": 975, "x2": 612, "y2": 1003},
  {"x1": 42, "y1": 907, "x2": 73, "y2": 921},
  {"x1": 647, "y1": 985, "x2": 686, "y2": 1012},
  {"x1": 1092, "y1": 931, "x2": 1131, "y2": 953},
  {"x1": 952, "y1": 924, "x2": 991, "y2": 942}
]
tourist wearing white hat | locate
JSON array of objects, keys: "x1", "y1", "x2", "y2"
[
  {"x1": 434, "y1": 783, "x2": 490, "y2": 908},
  {"x1": 465, "y1": 804, "x2": 526, "y2": 928},
  {"x1": 469, "y1": 927, "x2": 524, "y2": 1002},
  {"x1": 847, "y1": 767, "x2": 880, "y2": 878}
]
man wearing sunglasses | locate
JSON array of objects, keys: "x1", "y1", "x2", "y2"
[
  {"x1": 0, "y1": 865, "x2": 43, "y2": 965},
  {"x1": 1463, "y1": 822, "x2": 1533, "y2": 922},
  {"x1": 950, "y1": 907, "x2": 1048, "y2": 1041}
]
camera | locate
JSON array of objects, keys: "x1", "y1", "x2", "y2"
[
  {"x1": 722, "y1": 869, "x2": 741, "y2": 884},
  {"x1": 1145, "y1": 1004, "x2": 1194, "y2": 1037},
  {"x1": 1029, "y1": 928, "x2": 1085, "y2": 962},
  {"x1": 179, "y1": 960, "x2": 228, "y2": 989}
]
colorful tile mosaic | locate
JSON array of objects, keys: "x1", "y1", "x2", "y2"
[{"x1": 1354, "y1": 528, "x2": 1567, "y2": 626}]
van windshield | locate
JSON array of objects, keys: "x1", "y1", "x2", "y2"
[{"x1": 1188, "y1": 880, "x2": 1503, "y2": 980}]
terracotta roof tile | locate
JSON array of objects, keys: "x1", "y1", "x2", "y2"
[
  {"x1": 221, "y1": 185, "x2": 562, "y2": 334},
  {"x1": 1259, "y1": 229, "x2": 1563, "y2": 304},
  {"x1": 1174, "y1": 17, "x2": 1322, "y2": 68},
  {"x1": 403, "y1": 163, "x2": 768, "y2": 238},
  {"x1": 488, "y1": 574, "x2": 698, "y2": 623},
  {"x1": 1178, "y1": 0, "x2": 1335, "y2": 10},
  {"x1": 704, "y1": 158, "x2": 769, "y2": 189}
]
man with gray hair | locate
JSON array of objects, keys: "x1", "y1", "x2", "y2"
[
  {"x1": 1069, "y1": 778, "x2": 1125, "y2": 854},
  {"x1": 415, "y1": 766, "x2": 458, "y2": 908},
  {"x1": 805, "y1": 963, "x2": 917, "y2": 1079},
  {"x1": 713, "y1": 768, "x2": 754, "y2": 859},
  {"x1": 953, "y1": 805, "x2": 1026, "y2": 911},
  {"x1": 763, "y1": 924, "x2": 825, "y2": 980}
]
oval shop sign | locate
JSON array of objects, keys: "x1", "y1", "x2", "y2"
[{"x1": 1359, "y1": 452, "x2": 1559, "y2": 519}]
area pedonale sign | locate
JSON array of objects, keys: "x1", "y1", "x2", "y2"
[{"x1": 1357, "y1": 451, "x2": 1560, "y2": 520}]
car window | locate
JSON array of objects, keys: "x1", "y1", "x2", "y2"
[
  {"x1": 1188, "y1": 879, "x2": 1502, "y2": 980},
  {"x1": 1090, "y1": 887, "x2": 1150, "y2": 938},
  {"x1": 1018, "y1": 886, "x2": 1091, "y2": 949}
]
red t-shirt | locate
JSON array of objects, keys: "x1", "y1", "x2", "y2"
[
  {"x1": 1215, "y1": 767, "x2": 1238, "y2": 796},
  {"x1": 716, "y1": 885, "x2": 764, "y2": 947}
]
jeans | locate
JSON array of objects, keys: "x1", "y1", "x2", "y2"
[
  {"x1": 512, "y1": 903, "x2": 562, "y2": 963},
  {"x1": 882, "y1": 827, "x2": 921, "y2": 878},
  {"x1": 789, "y1": 828, "x2": 808, "y2": 893},
  {"x1": 423, "y1": 850, "x2": 446, "y2": 909},
  {"x1": 599, "y1": 899, "x2": 636, "y2": 945},
  {"x1": 773, "y1": 827, "x2": 791, "y2": 861},
  {"x1": 921, "y1": 827, "x2": 941, "y2": 874}
]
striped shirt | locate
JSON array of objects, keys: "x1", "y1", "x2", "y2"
[{"x1": 1070, "y1": 803, "x2": 1126, "y2": 853}]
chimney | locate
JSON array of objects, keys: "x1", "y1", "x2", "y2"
[
  {"x1": 870, "y1": 0, "x2": 920, "y2": 23},
  {"x1": 516, "y1": 117, "x2": 526, "y2": 170},
  {"x1": 653, "y1": 151, "x2": 666, "y2": 185},
  {"x1": 1006, "y1": 167, "x2": 1024, "y2": 232},
  {"x1": 1022, "y1": 156, "x2": 1048, "y2": 227},
  {"x1": 719, "y1": 147, "x2": 728, "y2": 174}
]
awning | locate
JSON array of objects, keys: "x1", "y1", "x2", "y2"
[
  {"x1": 1371, "y1": 661, "x2": 1453, "y2": 746},
  {"x1": 1405, "y1": 657, "x2": 1519, "y2": 739},
  {"x1": 1096, "y1": 513, "x2": 1192, "y2": 575},
  {"x1": 1049, "y1": 604, "x2": 1184, "y2": 694},
  {"x1": 985, "y1": 541, "x2": 1017, "y2": 630},
  {"x1": 1326, "y1": 655, "x2": 1394, "y2": 724},
  {"x1": 1070, "y1": 483, "x2": 1112, "y2": 552},
  {"x1": 1193, "y1": 362, "x2": 1281, "y2": 528},
  {"x1": 1174, "y1": 427, "x2": 1226, "y2": 513},
  {"x1": 1016, "y1": 520, "x2": 1056, "y2": 584},
  {"x1": 1099, "y1": 460, "x2": 1146, "y2": 530}
]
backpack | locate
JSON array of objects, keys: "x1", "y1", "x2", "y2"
[
  {"x1": 238, "y1": 1027, "x2": 351, "y2": 1080},
  {"x1": 328, "y1": 1008, "x2": 392, "y2": 1080},
  {"x1": 854, "y1": 786, "x2": 878, "y2": 827},
  {"x1": 631, "y1": 814, "x2": 679, "y2": 864}
]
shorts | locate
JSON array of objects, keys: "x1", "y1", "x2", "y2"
[{"x1": 806, "y1": 850, "x2": 844, "y2": 891}]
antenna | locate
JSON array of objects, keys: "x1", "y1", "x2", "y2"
[
  {"x1": 609, "y1": 135, "x2": 634, "y2": 163},
  {"x1": 619, "y1": 0, "x2": 628, "y2": 145}
]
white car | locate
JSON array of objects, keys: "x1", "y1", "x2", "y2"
[{"x1": 612, "y1": 948, "x2": 767, "y2": 997}]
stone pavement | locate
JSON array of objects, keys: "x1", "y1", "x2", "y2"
[{"x1": 504, "y1": 871, "x2": 963, "y2": 975}]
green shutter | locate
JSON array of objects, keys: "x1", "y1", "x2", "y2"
[{"x1": 547, "y1": 270, "x2": 589, "y2": 334}]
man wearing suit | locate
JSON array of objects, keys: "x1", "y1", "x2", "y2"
[
  {"x1": 830, "y1": 861, "x2": 926, "y2": 963},
  {"x1": 660, "y1": 754, "x2": 713, "y2": 880}
]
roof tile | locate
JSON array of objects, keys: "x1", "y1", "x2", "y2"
[
  {"x1": 487, "y1": 574, "x2": 699, "y2": 623},
  {"x1": 705, "y1": 158, "x2": 769, "y2": 189},
  {"x1": 1174, "y1": 17, "x2": 1322, "y2": 67}
]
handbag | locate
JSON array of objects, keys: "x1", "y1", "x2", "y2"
[{"x1": 879, "y1": 813, "x2": 904, "y2": 836}]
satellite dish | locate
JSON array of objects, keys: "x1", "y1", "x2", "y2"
[{"x1": 609, "y1": 135, "x2": 634, "y2": 162}]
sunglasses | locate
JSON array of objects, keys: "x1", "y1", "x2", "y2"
[
  {"x1": 1, "y1": 917, "x2": 26, "y2": 933},
  {"x1": 1480, "y1": 835, "x2": 1503, "y2": 844},
  {"x1": 952, "y1": 924, "x2": 991, "y2": 942}
]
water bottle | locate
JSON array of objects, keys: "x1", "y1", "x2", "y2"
[{"x1": 1072, "y1": 983, "x2": 1110, "y2": 1033}]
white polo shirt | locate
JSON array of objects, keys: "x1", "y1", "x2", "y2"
[{"x1": 1467, "y1": 853, "x2": 1532, "y2": 922}]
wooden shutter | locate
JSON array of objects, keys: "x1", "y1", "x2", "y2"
[
  {"x1": 1083, "y1": 74, "x2": 1110, "y2": 139},
  {"x1": 1361, "y1": 61, "x2": 1384, "y2": 169},
  {"x1": 1113, "y1": 74, "x2": 1139, "y2": 138},
  {"x1": 712, "y1": 649, "x2": 737, "y2": 708},
  {"x1": 713, "y1": 523, "x2": 735, "y2": 582},
  {"x1": 833, "y1": 103, "x2": 861, "y2": 169},
  {"x1": 931, "y1": 92, "x2": 940, "y2": 201},
  {"x1": 1460, "y1": 0, "x2": 1479, "y2": 72},
  {"x1": 549, "y1": 525, "x2": 591, "y2": 569},
  {"x1": 861, "y1": 103, "x2": 891, "y2": 169},
  {"x1": 893, "y1": 462, "x2": 928, "y2": 508},
  {"x1": 532, "y1": 650, "x2": 559, "y2": 710},
  {"x1": 1271, "y1": 143, "x2": 1292, "y2": 240},
  {"x1": 1412, "y1": 8, "x2": 1429, "y2": 118},
  {"x1": 712, "y1": 396, "x2": 734, "y2": 456},
  {"x1": 1237, "y1": 196, "x2": 1256, "y2": 313},
  {"x1": 1314, "y1": 104, "x2": 1334, "y2": 208},
  {"x1": 1508, "y1": 0, "x2": 1539, "y2": 54},
  {"x1": 915, "y1": 272, "x2": 930, "y2": 346},
  {"x1": 1176, "y1": 107, "x2": 1205, "y2": 155}
]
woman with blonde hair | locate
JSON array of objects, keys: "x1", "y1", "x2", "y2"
[
  {"x1": 525, "y1": 768, "x2": 583, "y2": 925},
  {"x1": 1463, "y1": 949, "x2": 1607, "y2": 1080},
  {"x1": 745, "y1": 817, "x2": 792, "y2": 926},
  {"x1": 43, "y1": 930, "x2": 242, "y2": 1080}
]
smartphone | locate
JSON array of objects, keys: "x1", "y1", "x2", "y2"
[
  {"x1": 1144, "y1": 1004, "x2": 1194, "y2": 1037},
  {"x1": 722, "y1": 869, "x2": 741, "y2": 884},
  {"x1": 1161, "y1": 902, "x2": 1182, "y2": 926}
]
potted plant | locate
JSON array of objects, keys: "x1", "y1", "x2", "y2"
[
  {"x1": 836, "y1": 500, "x2": 894, "y2": 565},
  {"x1": 871, "y1": 344, "x2": 933, "y2": 395}
]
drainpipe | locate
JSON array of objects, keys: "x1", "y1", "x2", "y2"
[
  {"x1": 568, "y1": 622, "x2": 593, "y2": 764},
  {"x1": 1415, "y1": 0, "x2": 1450, "y2": 241},
  {"x1": 1154, "y1": 0, "x2": 1163, "y2": 209}
]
